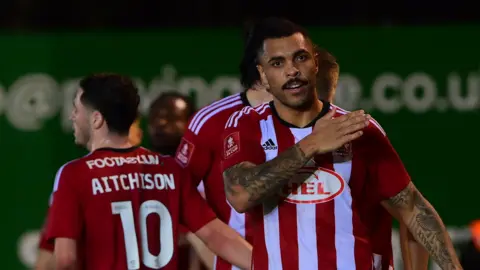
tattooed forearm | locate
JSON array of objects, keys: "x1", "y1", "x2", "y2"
[
  {"x1": 387, "y1": 183, "x2": 461, "y2": 270},
  {"x1": 223, "y1": 144, "x2": 309, "y2": 207}
]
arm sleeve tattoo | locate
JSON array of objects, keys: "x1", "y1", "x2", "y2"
[
  {"x1": 223, "y1": 144, "x2": 310, "y2": 206},
  {"x1": 387, "y1": 182, "x2": 461, "y2": 270}
]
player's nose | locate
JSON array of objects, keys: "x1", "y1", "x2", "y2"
[{"x1": 285, "y1": 62, "x2": 300, "y2": 78}]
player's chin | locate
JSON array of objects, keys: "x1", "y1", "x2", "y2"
[
  {"x1": 73, "y1": 134, "x2": 86, "y2": 146},
  {"x1": 73, "y1": 138, "x2": 83, "y2": 146},
  {"x1": 286, "y1": 94, "x2": 311, "y2": 108}
]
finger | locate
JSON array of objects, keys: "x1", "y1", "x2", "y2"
[
  {"x1": 331, "y1": 110, "x2": 365, "y2": 124},
  {"x1": 337, "y1": 130, "x2": 364, "y2": 145},
  {"x1": 338, "y1": 120, "x2": 369, "y2": 136},
  {"x1": 337, "y1": 114, "x2": 370, "y2": 132}
]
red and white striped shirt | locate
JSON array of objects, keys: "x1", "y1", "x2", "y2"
[
  {"x1": 175, "y1": 92, "x2": 254, "y2": 270},
  {"x1": 221, "y1": 101, "x2": 410, "y2": 270}
]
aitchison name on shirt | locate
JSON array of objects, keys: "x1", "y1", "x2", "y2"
[
  {"x1": 92, "y1": 173, "x2": 175, "y2": 195},
  {"x1": 86, "y1": 155, "x2": 160, "y2": 169}
]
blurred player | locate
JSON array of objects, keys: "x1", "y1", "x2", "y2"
[
  {"x1": 315, "y1": 47, "x2": 337, "y2": 103},
  {"x1": 35, "y1": 114, "x2": 144, "y2": 270},
  {"x1": 174, "y1": 26, "x2": 272, "y2": 270},
  {"x1": 221, "y1": 17, "x2": 460, "y2": 270},
  {"x1": 148, "y1": 92, "x2": 195, "y2": 156},
  {"x1": 128, "y1": 115, "x2": 143, "y2": 146},
  {"x1": 147, "y1": 92, "x2": 211, "y2": 270},
  {"x1": 460, "y1": 220, "x2": 480, "y2": 269},
  {"x1": 46, "y1": 73, "x2": 252, "y2": 270}
]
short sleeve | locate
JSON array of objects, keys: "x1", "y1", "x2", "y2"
[
  {"x1": 38, "y1": 213, "x2": 54, "y2": 252},
  {"x1": 175, "y1": 123, "x2": 213, "y2": 187},
  {"x1": 366, "y1": 122, "x2": 411, "y2": 201},
  {"x1": 221, "y1": 109, "x2": 266, "y2": 171},
  {"x1": 179, "y1": 171, "x2": 216, "y2": 232},
  {"x1": 46, "y1": 163, "x2": 83, "y2": 242}
]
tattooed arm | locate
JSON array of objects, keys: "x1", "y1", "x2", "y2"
[
  {"x1": 381, "y1": 182, "x2": 462, "y2": 270},
  {"x1": 223, "y1": 142, "x2": 313, "y2": 213}
]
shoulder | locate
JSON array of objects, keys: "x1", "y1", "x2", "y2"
[
  {"x1": 143, "y1": 147, "x2": 184, "y2": 172},
  {"x1": 52, "y1": 154, "x2": 91, "y2": 192},
  {"x1": 157, "y1": 155, "x2": 190, "y2": 189},
  {"x1": 187, "y1": 94, "x2": 244, "y2": 136},
  {"x1": 331, "y1": 104, "x2": 387, "y2": 139},
  {"x1": 224, "y1": 102, "x2": 272, "y2": 129},
  {"x1": 138, "y1": 147, "x2": 174, "y2": 164}
]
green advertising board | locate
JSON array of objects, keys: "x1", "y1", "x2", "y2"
[{"x1": 2, "y1": 27, "x2": 478, "y2": 269}]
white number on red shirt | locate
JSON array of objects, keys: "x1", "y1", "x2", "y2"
[{"x1": 112, "y1": 200, "x2": 174, "y2": 269}]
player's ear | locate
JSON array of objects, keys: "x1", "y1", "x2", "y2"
[
  {"x1": 257, "y1": 65, "x2": 270, "y2": 91},
  {"x1": 91, "y1": 110, "x2": 104, "y2": 130},
  {"x1": 312, "y1": 45, "x2": 319, "y2": 75}
]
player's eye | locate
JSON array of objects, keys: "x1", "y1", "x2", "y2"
[
  {"x1": 296, "y1": 54, "x2": 308, "y2": 62},
  {"x1": 271, "y1": 61, "x2": 282, "y2": 67}
]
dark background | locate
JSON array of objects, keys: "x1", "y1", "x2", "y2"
[{"x1": 0, "y1": 0, "x2": 478, "y2": 29}]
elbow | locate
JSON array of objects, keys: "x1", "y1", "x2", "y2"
[
  {"x1": 226, "y1": 194, "x2": 249, "y2": 213},
  {"x1": 406, "y1": 228, "x2": 417, "y2": 242},
  {"x1": 54, "y1": 251, "x2": 76, "y2": 270},
  {"x1": 55, "y1": 256, "x2": 75, "y2": 270},
  {"x1": 231, "y1": 204, "x2": 248, "y2": 214},
  {"x1": 224, "y1": 184, "x2": 251, "y2": 213},
  {"x1": 53, "y1": 238, "x2": 77, "y2": 270},
  {"x1": 197, "y1": 219, "x2": 234, "y2": 253}
]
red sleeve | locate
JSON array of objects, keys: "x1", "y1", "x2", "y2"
[
  {"x1": 221, "y1": 109, "x2": 265, "y2": 171},
  {"x1": 38, "y1": 214, "x2": 54, "y2": 252},
  {"x1": 179, "y1": 170, "x2": 216, "y2": 232},
  {"x1": 366, "y1": 121, "x2": 411, "y2": 201},
  {"x1": 175, "y1": 120, "x2": 213, "y2": 187},
  {"x1": 46, "y1": 162, "x2": 83, "y2": 242}
]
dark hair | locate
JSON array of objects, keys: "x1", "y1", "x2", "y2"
[
  {"x1": 240, "y1": 17, "x2": 311, "y2": 89},
  {"x1": 241, "y1": 19, "x2": 256, "y2": 47},
  {"x1": 79, "y1": 73, "x2": 140, "y2": 136},
  {"x1": 148, "y1": 91, "x2": 196, "y2": 119}
]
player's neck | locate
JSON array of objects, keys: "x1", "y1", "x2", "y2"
[
  {"x1": 273, "y1": 99, "x2": 323, "y2": 128},
  {"x1": 89, "y1": 134, "x2": 133, "y2": 152},
  {"x1": 246, "y1": 89, "x2": 272, "y2": 107}
]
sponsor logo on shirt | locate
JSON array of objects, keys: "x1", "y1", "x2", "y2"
[
  {"x1": 85, "y1": 155, "x2": 160, "y2": 169},
  {"x1": 224, "y1": 132, "x2": 240, "y2": 158},
  {"x1": 262, "y1": 139, "x2": 278, "y2": 150},
  {"x1": 282, "y1": 166, "x2": 345, "y2": 204},
  {"x1": 175, "y1": 138, "x2": 195, "y2": 166}
]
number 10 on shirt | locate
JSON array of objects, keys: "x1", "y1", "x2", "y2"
[{"x1": 112, "y1": 200, "x2": 174, "y2": 270}]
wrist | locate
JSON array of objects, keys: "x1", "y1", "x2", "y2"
[{"x1": 297, "y1": 135, "x2": 318, "y2": 158}]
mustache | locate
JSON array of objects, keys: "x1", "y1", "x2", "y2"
[{"x1": 282, "y1": 78, "x2": 308, "y2": 89}]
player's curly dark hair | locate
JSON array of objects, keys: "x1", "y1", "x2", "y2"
[
  {"x1": 239, "y1": 17, "x2": 311, "y2": 89},
  {"x1": 79, "y1": 73, "x2": 140, "y2": 136}
]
